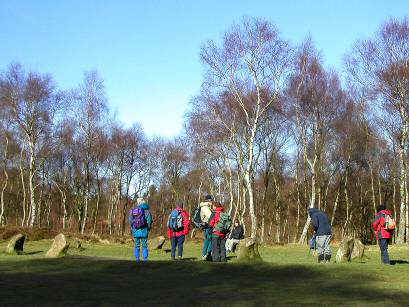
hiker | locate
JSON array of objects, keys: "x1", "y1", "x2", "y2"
[
  {"x1": 167, "y1": 202, "x2": 190, "y2": 260},
  {"x1": 308, "y1": 208, "x2": 332, "y2": 263},
  {"x1": 129, "y1": 197, "x2": 153, "y2": 262},
  {"x1": 209, "y1": 202, "x2": 232, "y2": 262},
  {"x1": 226, "y1": 220, "x2": 244, "y2": 253},
  {"x1": 196, "y1": 194, "x2": 213, "y2": 260},
  {"x1": 373, "y1": 204, "x2": 394, "y2": 265}
]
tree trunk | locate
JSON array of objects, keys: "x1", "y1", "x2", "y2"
[
  {"x1": 397, "y1": 119, "x2": 407, "y2": 244},
  {"x1": 298, "y1": 156, "x2": 316, "y2": 244},
  {"x1": 369, "y1": 161, "x2": 377, "y2": 214},
  {"x1": 20, "y1": 146, "x2": 27, "y2": 227},
  {"x1": 273, "y1": 173, "x2": 281, "y2": 243},
  {"x1": 0, "y1": 137, "x2": 9, "y2": 225},
  {"x1": 29, "y1": 141, "x2": 37, "y2": 227},
  {"x1": 331, "y1": 180, "x2": 341, "y2": 226},
  {"x1": 294, "y1": 152, "x2": 301, "y2": 243},
  {"x1": 81, "y1": 163, "x2": 90, "y2": 234},
  {"x1": 93, "y1": 176, "x2": 102, "y2": 235}
]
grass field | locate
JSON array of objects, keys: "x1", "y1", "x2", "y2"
[{"x1": 1, "y1": 239, "x2": 409, "y2": 306}]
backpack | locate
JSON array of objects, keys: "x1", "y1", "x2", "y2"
[
  {"x1": 193, "y1": 207, "x2": 207, "y2": 229},
  {"x1": 384, "y1": 214, "x2": 396, "y2": 231},
  {"x1": 214, "y1": 212, "x2": 232, "y2": 234},
  {"x1": 130, "y1": 207, "x2": 147, "y2": 229},
  {"x1": 168, "y1": 209, "x2": 184, "y2": 232}
]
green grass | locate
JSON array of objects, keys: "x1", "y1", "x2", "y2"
[{"x1": 1, "y1": 239, "x2": 409, "y2": 306}]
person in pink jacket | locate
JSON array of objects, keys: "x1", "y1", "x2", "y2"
[{"x1": 167, "y1": 202, "x2": 190, "y2": 260}]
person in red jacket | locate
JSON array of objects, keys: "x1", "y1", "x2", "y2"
[
  {"x1": 372, "y1": 204, "x2": 393, "y2": 264},
  {"x1": 167, "y1": 202, "x2": 190, "y2": 260},
  {"x1": 208, "y1": 202, "x2": 227, "y2": 262}
]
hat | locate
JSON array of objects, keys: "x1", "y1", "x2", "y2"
[{"x1": 204, "y1": 194, "x2": 213, "y2": 201}]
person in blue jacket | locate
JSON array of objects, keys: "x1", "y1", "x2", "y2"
[
  {"x1": 129, "y1": 197, "x2": 153, "y2": 261},
  {"x1": 308, "y1": 208, "x2": 332, "y2": 263}
]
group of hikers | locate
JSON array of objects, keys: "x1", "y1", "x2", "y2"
[
  {"x1": 129, "y1": 195, "x2": 244, "y2": 262},
  {"x1": 129, "y1": 195, "x2": 395, "y2": 265},
  {"x1": 308, "y1": 204, "x2": 395, "y2": 265}
]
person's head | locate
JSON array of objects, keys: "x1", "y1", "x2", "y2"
[
  {"x1": 176, "y1": 200, "x2": 184, "y2": 209},
  {"x1": 212, "y1": 202, "x2": 222, "y2": 210},
  {"x1": 137, "y1": 197, "x2": 145, "y2": 205},
  {"x1": 376, "y1": 204, "x2": 387, "y2": 212},
  {"x1": 204, "y1": 194, "x2": 213, "y2": 202},
  {"x1": 234, "y1": 220, "x2": 240, "y2": 227}
]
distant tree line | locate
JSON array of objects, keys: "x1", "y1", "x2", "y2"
[{"x1": 0, "y1": 17, "x2": 408, "y2": 244}]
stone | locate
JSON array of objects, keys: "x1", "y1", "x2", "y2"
[
  {"x1": 5, "y1": 234, "x2": 25, "y2": 255},
  {"x1": 351, "y1": 239, "x2": 365, "y2": 259},
  {"x1": 73, "y1": 238, "x2": 82, "y2": 249},
  {"x1": 46, "y1": 234, "x2": 69, "y2": 258},
  {"x1": 149, "y1": 236, "x2": 166, "y2": 250},
  {"x1": 335, "y1": 236, "x2": 355, "y2": 263},
  {"x1": 237, "y1": 238, "x2": 262, "y2": 261},
  {"x1": 98, "y1": 238, "x2": 110, "y2": 245}
]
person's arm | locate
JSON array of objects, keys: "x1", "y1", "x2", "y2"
[
  {"x1": 373, "y1": 215, "x2": 381, "y2": 231},
  {"x1": 129, "y1": 210, "x2": 133, "y2": 227},
  {"x1": 146, "y1": 210, "x2": 153, "y2": 230},
  {"x1": 209, "y1": 214, "x2": 216, "y2": 228},
  {"x1": 239, "y1": 226, "x2": 244, "y2": 239},
  {"x1": 129, "y1": 210, "x2": 134, "y2": 237},
  {"x1": 183, "y1": 211, "x2": 190, "y2": 236},
  {"x1": 311, "y1": 215, "x2": 319, "y2": 232}
]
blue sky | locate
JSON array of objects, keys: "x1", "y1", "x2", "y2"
[{"x1": 0, "y1": 1, "x2": 408, "y2": 138}]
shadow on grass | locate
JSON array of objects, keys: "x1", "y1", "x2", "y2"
[
  {"x1": 0, "y1": 256, "x2": 408, "y2": 306},
  {"x1": 24, "y1": 251, "x2": 43, "y2": 255},
  {"x1": 390, "y1": 260, "x2": 409, "y2": 265},
  {"x1": 179, "y1": 257, "x2": 197, "y2": 261}
]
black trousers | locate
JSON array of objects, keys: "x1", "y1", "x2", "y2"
[{"x1": 212, "y1": 236, "x2": 226, "y2": 262}]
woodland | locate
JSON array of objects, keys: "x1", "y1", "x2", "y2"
[{"x1": 1, "y1": 17, "x2": 409, "y2": 245}]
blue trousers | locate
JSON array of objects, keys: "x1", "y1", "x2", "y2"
[
  {"x1": 171, "y1": 235, "x2": 185, "y2": 258},
  {"x1": 378, "y1": 238, "x2": 390, "y2": 264},
  {"x1": 202, "y1": 228, "x2": 212, "y2": 256},
  {"x1": 134, "y1": 237, "x2": 148, "y2": 261}
]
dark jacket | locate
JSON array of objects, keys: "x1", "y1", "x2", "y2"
[
  {"x1": 308, "y1": 208, "x2": 332, "y2": 236},
  {"x1": 130, "y1": 203, "x2": 153, "y2": 238},
  {"x1": 230, "y1": 225, "x2": 244, "y2": 240},
  {"x1": 373, "y1": 209, "x2": 393, "y2": 240}
]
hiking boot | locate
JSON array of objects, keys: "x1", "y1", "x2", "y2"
[
  {"x1": 318, "y1": 254, "x2": 325, "y2": 263},
  {"x1": 177, "y1": 256, "x2": 182, "y2": 260},
  {"x1": 324, "y1": 254, "x2": 331, "y2": 263},
  {"x1": 202, "y1": 255, "x2": 207, "y2": 261},
  {"x1": 171, "y1": 257, "x2": 176, "y2": 261}
]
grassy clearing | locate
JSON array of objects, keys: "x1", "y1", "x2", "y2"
[{"x1": 1, "y1": 239, "x2": 409, "y2": 306}]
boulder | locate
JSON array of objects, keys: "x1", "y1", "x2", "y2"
[
  {"x1": 46, "y1": 234, "x2": 69, "y2": 258},
  {"x1": 149, "y1": 236, "x2": 166, "y2": 250},
  {"x1": 335, "y1": 236, "x2": 355, "y2": 263},
  {"x1": 73, "y1": 238, "x2": 82, "y2": 249},
  {"x1": 237, "y1": 238, "x2": 262, "y2": 262},
  {"x1": 351, "y1": 239, "x2": 365, "y2": 259},
  {"x1": 5, "y1": 234, "x2": 25, "y2": 255},
  {"x1": 98, "y1": 238, "x2": 110, "y2": 245}
]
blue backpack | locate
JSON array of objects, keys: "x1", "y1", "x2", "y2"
[{"x1": 168, "y1": 209, "x2": 184, "y2": 232}]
